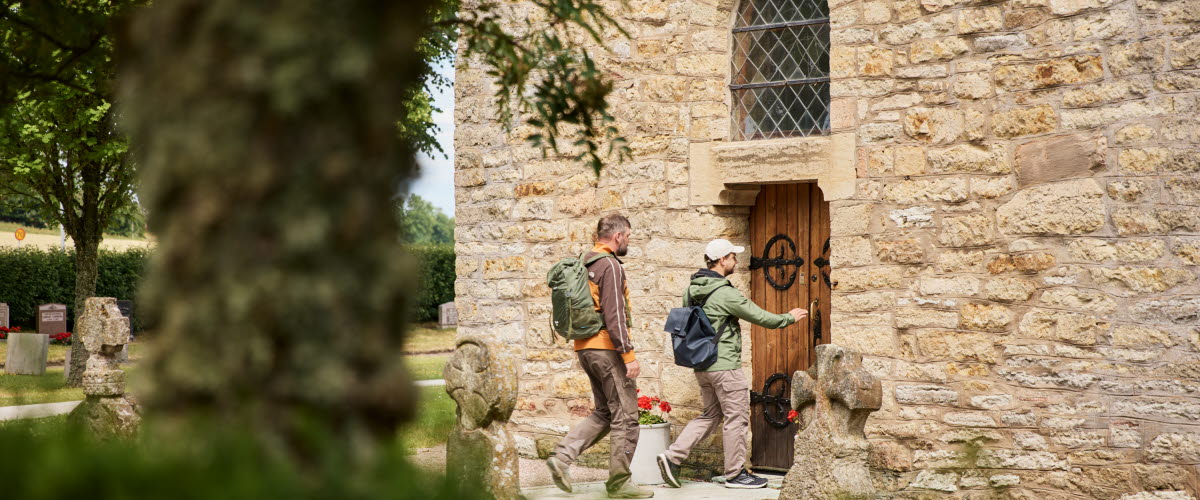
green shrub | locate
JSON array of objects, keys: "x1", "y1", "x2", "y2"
[
  {"x1": 0, "y1": 245, "x2": 455, "y2": 328},
  {"x1": 0, "y1": 247, "x2": 150, "y2": 331},
  {"x1": 409, "y1": 244, "x2": 455, "y2": 323}
]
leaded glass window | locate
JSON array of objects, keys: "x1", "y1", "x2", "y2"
[{"x1": 731, "y1": 0, "x2": 831, "y2": 141}]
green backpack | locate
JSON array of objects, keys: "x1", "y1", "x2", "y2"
[{"x1": 546, "y1": 253, "x2": 611, "y2": 341}]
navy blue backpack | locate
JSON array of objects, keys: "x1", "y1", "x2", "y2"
[{"x1": 663, "y1": 283, "x2": 731, "y2": 370}]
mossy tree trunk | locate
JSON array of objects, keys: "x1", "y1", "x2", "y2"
[{"x1": 117, "y1": 0, "x2": 435, "y2": 455}]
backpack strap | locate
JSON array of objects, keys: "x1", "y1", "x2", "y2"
[
  {"x1": 690, "y1": 282, "x2": 732, "y2": 307},
  {"x1": 584, "y1": 252, "x2": 613, "y2": 266}
]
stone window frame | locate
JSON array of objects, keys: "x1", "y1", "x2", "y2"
[{"x1": 729, "y1": 0, "x2": 832, "y2": 141}]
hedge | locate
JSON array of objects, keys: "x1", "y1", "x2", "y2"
[
  {"x1": 0, "y1": 247, "x2": 150, "y2": 331},
  {"x1": 409, "y1": 244, "x2": 455, "y2": 323},
  {"x1": 0, "y1": 245, "x2": 456, "y2": 329}
]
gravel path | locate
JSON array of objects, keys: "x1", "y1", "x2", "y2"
[{"x1": 410, "y1": 445, "x2": 610, "y2": 487}]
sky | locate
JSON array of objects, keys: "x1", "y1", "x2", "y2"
[{"x1": 410, "y1": 59, "x2": 457, "y2": 217}]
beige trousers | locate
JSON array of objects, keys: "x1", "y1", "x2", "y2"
[
  {"x1": 552, "y1": 349, "x2": 640, "y2": 492},
  {"x1": 663, "y1": 368, "x2": 750, "y2": 479}
]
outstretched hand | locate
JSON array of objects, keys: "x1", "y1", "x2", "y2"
[{"x1": 788, "y1": 308, "x2": 808, "y2": 320}]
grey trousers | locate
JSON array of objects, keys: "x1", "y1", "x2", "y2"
[
  {"x1": 663, "y1": 369, "x2": 750, "y2": 479},
  {"x1": 552, "y1": 349, "x2": 640, "y2": 492}
]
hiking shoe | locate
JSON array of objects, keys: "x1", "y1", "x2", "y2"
[
  {"x1": 546, "y1": 456, "x2": 572, "y2": 493},
  {"x1": 725, "y1": 469, "x2": 768, "y2": 489},
  {"x1": 656, "y1": 453, "x2": 681, "y2": 488},
  {"x1": 608, "y1": 481, "x2": 654, "y2": 498}
]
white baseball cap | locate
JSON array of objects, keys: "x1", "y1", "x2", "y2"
[{"x1": 705, "y1": 239, "x2": 745, "y2": 261}]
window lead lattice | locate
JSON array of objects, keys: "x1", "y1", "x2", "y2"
[{"x1": 731, "y1": 0, "x2": 831, "y2": 141}]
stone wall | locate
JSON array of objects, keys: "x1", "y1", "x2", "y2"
[{"x1": 453, "y1": 0, "x2": 1200, "y2": 495}]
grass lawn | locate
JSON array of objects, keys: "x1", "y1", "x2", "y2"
[
  {"x1": 0, "y1": 415, "x2": 67, "y2": 435},
  {"x1": 399, "y1": 386, "x2": 456, "y2": 450},
  {"x1": 404, "y1": 324, "x2": 456, "y2": 354},
  {"x1": 0, "y1": 367, "x2": 84, "y2": 407},
  {"x1": 404, "y1": 354, "x2": 450, "y2": 381}
]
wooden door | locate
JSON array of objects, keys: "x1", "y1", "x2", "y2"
[{"x1": 748, "y1": 183, "x2": 831, "y2": 471}]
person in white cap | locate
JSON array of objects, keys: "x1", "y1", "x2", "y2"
[{"x1": 656, "y1": 239, "x2": 806, "y2": 489}]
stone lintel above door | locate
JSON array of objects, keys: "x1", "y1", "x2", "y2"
[{"x1": 688, "y1": 133, "x2": 856, "y2": 206}]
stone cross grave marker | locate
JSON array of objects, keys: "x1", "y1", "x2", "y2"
[
  {"x1": 438, "y1": 301, "x2": 458, "y2": 329},
  {"x1": 780, "y1": 344, "x2": 883, "y2": 500},
  {"x1": 445, "y1": 337, "x2": 519, "y2": 499},
  {"x1": 68, "y1": 297, "x2": 140, "y2": 437},
  {"x1": 37, "y1": 303, "x2": 68, "y2": 334}
]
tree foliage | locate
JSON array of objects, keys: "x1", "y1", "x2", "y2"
[
  {"x1": 397, "y1": 194, "x2": 455, "y2": 245},
  {"x1": 0, "y1": 0, "x2": 145, "y2": 385},
  {"x1": 453, "y1": 0, "x2": 632, "y2": 175}
]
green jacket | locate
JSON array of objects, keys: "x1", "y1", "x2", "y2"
[{"x1": 682, "y1": 269, "x2": 796, "y2": 372}]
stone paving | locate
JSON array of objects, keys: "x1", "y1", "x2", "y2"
[{"x1": 523, "y1": 481, "x2": 780, "y2": 500}]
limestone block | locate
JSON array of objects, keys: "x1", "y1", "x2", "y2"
[
  {"x1": 994, "y1": 56, "x2": 1104, "y2": 91},
  {"x1": 1175, "y1": 239, "x2": 1200, "y2": 265},
  {"x1": 1015, "y1": 134, "x2": 1105, "y2": 187},
  {"x1": 1064, "y1": 77, "x2": 1153, "y2": 107},
  {"x1": 919, "y1": 276, "x2": 980, "y2": 296},
  {"x1": 958, "y1": 6, "x2": 1003, "y2": 33},
  {"x1": 1049, "y1": 0, "x2": 1117, "y2": 14},
  {"x1": 1147, "y1": 433, "x2": 1200, "y2": 463},
  {"x1": 833, "y1": 292, "x2": 895, "y2": 312},
  {"x1": 1019, "y1": 308, "x2": 1109, "y2": 345},
  {"x1": 876, "y1": 239, "x2": 924, "y2": 264},
  {"x1": 896, "y1": 308, "x2": 959, "y2": 328},
  {"x1": 973, "y1": 176, "x2": 1015, "y2": 199},
  {"x1": 959, "y1": 303, "x2": 1012, "y2": 331},
  {"x1": 1168, "y1": 178, "x2": 1200, "y2": 204},
  {"x1": 985, "y1": 277, "x2": 1038, "y2": 302},
  {"x1": 929, "y1": 144, "x2": 1010, "y2": 174},
  {"x1": 912, "y1": 470, "x2": 959, "y2": 492},
  {"x1": 889, "y1": 206, "x2": 935, "y2": 228},
  {"x1": 832, "y1": 325, "x2": 897, "y2": 356},
  {"x1": 904, "y1": 107, "x2": 964, "y2": 144},
  {"x1": 917, "y1": 330, "x2": 997, "y2": 362},
  {"x1": 1109, "y1": 180, "x2": 1148, "y2": 202},
  {"x1": 1073, "y1": 8, "x2": 1137, "y2": 41},
  {"x1": 1040, "y1": 287, "x2": 1117, "y2": 313},
  {"x1": 1132, "y1": 297, "x2": 1200, "y2": 324},
  {"x1": 896, "y1": 384, "x2": 958, "y2": 404},
  {"x1": 997, "y1": 179, "x2": 1105, "y2": 235},
  {"x1": 1111, "y1": 324, "x2": 1174, "y2": 347},
  {"x1": 888, "y1": 178, "x2": 969, "y2": 203},
  {"x1": 1171, "y1": 34, "x2": 1200, "y2": 69},
  {"x1": 910, "y1": 37, "x2": 969, "y2": 63},
  {"x1": 4, "y1": 333, "x2": 49, "y2": 375},
  {"x1": 1061, "y1": 100, "x2": 1169, "y2": 130},
  {"x1": 975, "y1": 33, "x2": 1030, "y2": 52},
  {"x1": 1090, "y1": 267, "x2": 1195, "y2": 293},
  {"x1": 1113, "y1": 208, "x2": 1200, "y2": 235},
  {"x1": 939, "y1": 214, "x2": 994, "y2": 247},
  {"x1": 993, "y1": 105, "x2": 1057, "y2": 138}
]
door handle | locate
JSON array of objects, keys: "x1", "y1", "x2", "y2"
[{"x1": 810, "y1": 298, "x2": 822, "y2": 343}]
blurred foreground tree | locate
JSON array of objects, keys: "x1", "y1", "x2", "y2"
[
  {"x1": 0, "y1": 0, "x2": 143, "y2": 385},
  {"x1": 121, "y1": 0, "x2": 630, "y2": 458}
]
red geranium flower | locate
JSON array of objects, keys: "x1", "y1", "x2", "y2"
[
  {"x1": 787, "y1": 410, "x2": 799, "y2": 423},
  {"x1": 637, "y1": 396, "x2": 652, "y2": 410},
  {"x1": 659, "y1": 401, "x2": 672, "y2": 413}
]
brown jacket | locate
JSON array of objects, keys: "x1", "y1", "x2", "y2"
[{"x1": 573, "y1": 243, "x2": 636, "y2": 362}]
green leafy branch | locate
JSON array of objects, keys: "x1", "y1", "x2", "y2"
[{"x1": 451, "y1": 0, "x2": 632, "y2": 175}]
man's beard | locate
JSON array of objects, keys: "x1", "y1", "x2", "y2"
[{"x1": 615, "y1": 244, "x2": 628, "y2": 257}]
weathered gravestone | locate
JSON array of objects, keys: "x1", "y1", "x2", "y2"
[
  {"x1": 37, "y1": 303, "x2": 68, "y2": 335},
  {"x1": 68, "y1": 297, "x2": 140, "y2": 437},
  {"x1": 5, "y1": 332, "x2": 49, "y2": 375},
  {"x1": 780, "y1": 344, "x2": 883, "y2": 500},
  {"x1": 444, "y1": 337, "x2": 519, "y2": 500},
  {"x1": 438, "y1": 301, "x2": 458, "y2": 329},
  {"x1": 0, "y1": 302, "x2": 9, "y2": 328}
]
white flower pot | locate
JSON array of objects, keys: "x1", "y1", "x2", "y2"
[{"x1": 630, "y1": 422, "x2": 671, "y2": 485}]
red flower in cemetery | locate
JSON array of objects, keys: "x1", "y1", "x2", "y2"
[
  {"x1": 659, "y1": 401, "x2": 671, "y2": 413},
  {"x1": 787, "y1": 410, "x2": 799, "y2": 423},
  {"x1": 637, "y1": 395, "x2": 652, "y2": 410},
  {"x1": 49, "y1": 332, "x2": 72, "y2": 345}
]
